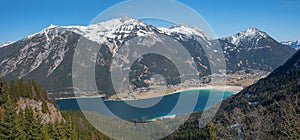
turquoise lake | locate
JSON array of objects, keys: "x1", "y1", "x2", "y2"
[{"x1": 56, "y1": 89, "x2": 235, "y2": 121}]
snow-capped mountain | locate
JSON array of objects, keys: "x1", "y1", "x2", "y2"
[
  {"x1": 220, "y1": 27, "x2": 295, "y2": 72},
  {"x1": 0, "y1": 17, "x2": 208, "y2": 75},
  {"x1": 158, "y1": 25, "x2": 211, "y2": 41},
  {"x1": 281, "y1": 40, "x2": 300, "y2": 50},
  {"x1": 0, "y1": 17, "x2": 296, "y2": 97},
  {"x1": 0, "y1": 17, "x2": 213, "y2": 97},
  {"x1": 224, "y1": 27, "x2": 272, "y2": 49},
  {"x1": 27, "y1": 17, "x2": 209, "y2": 55},
  {"x1": 0, "y1": 41, "x2": 15, "y2": 48}
]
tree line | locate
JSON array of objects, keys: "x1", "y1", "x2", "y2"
[{"x1": 0, "y1": 77, "x2": 110, "y2": 140}]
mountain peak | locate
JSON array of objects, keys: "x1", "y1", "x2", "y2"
[
  {"x1": 246, "y1": 27, "x2": 260, "y2": 33},
  {"x1": 46, "y1": 24, "x2": 58, "y2": 29},
  {"x1": 0, "y1": 19, "x2": 296, "y2": 99},
  {"x1": 243, "y1": 27, "x2": 267, "y2": 37},
  {"x1": 225, "y1": 27, "x2": 269, "y2": 46},
  {"x1": 244, "y1": 27, "x2": 267, "y2": 37},
  {"x1": 90, "y1": 17, "x2": 144, "y2": 28},
  {"x1": 158, "y1": 24, "x2": 210, "y2": 40},
  {"x1": 119, "y1": 16, "x2": 139, "y2": 23}
]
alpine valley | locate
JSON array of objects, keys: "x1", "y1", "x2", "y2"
[
  {"x1": 0, "y1": 17, "x2": 300, "y2": 139},
  {"x1": 0, "y1": 17, "x2": 296, "y2": 99}
]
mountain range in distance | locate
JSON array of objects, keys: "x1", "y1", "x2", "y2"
[
  {"x1": 0, "y1": 17, "x2": 296, "y2": 98},
  {"x1": 281, "y1": 40, "x2": 300, "y2": 50}
]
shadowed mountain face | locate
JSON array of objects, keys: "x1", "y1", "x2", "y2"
[
  {"x1": 211, "y1": 49, "x2": 300, "y2": 139},
  {"x1": 163, "y1": 50, "x2": 300, "y2": 139},
  {"x1": 0, "y1": 18, "x2": 296, "y2": 98}
]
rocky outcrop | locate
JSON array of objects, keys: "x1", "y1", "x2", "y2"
[{"x1": 17, "y1": 98, "x2": 65, "y2": 124}]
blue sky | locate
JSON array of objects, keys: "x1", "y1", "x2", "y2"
[{"x1": 0, "y1": 0, "x2": 299, "y2": 44}]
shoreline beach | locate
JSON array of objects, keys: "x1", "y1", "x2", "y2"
[{"x1": 108, "y1": 85, "x2": 244, "y2": 101}]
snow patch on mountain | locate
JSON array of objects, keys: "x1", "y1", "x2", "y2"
[
  {"x1": 2, "y1": 17, "x2": 211, "y2": 53},
  {"x1": 225, "y1": 27, "x2": 268, "y2": 46},
  {"x1": 281, "y1": 40, "x2": 300, "y2": 50},
  {"x1": 158, "y1": 25, "x2": 210, "y2": 40},
  {"x1": 0, "y1": 41, "x2": 15, "y2": 48},
  {"x1": 0, "y1": 17, "x2": 222, "y2": 78},
  {"x1": 45, "y1": 17, "x2": 156, "y2": 54}
]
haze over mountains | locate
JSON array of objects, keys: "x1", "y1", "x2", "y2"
[{"x1": 0, "y1": 17, "x2": 296, "y2": 98}]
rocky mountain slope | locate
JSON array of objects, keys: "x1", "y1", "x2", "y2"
[
  {"x1": 0, "y1": 17, "x2": 296, "y2": 98},
  {"x1": 211, "y1": 48, "x2": 300, "y2": 139},
  {"x1": 164, "y1": 45, "x2": 300, "y2": 140},
  {"x1": 17, "y1": 98, "x2": 64, "y2": 124},
  {"x1": 220, "y1": 27, "x2": 295, "y2": 72}
]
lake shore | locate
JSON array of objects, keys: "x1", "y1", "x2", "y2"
[
  {"x1": 108, "y1": 85, "x2": 244, "y2": 101},
  {"x1": 192, "y1": 85, "x2": 243, "y2": 93}
]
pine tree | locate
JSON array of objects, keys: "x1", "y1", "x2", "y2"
[
  {"x1": 9, "y1": 80, "x2": 17, "y2": 101},
  {"x1": 41, "y1": 124, "x2": 51, "y2": 140},
  {"x1": 50, "y1": 122, "x2": 61, "y2": 139},
  {"x1": 0, "y1": 77, "x2": 8, "y2": 105},
  {"x1": 208, "y1": 122, "x2": 217, "y2": 140},
  {"x1": 23, "y1": 105, "x2": 41, "y2": 139},
  {"x1": 15, "y1": 112, "x2": 26, "y2": 140},
  {"x1": 65, "y1": 116, "x2": 77, "y2": 139},
  {"x1": 16, "y1": 79, "x2": 24, "y2": 98},
  {"x1": 31, "y1": 80, "x2": 41, "y2": 100},
  {"x1": 0, "y1": 95, "x2": 17, "y2": 139},
  {"x1": 27, "y1": 82, "x2": 33, "y2": 99},
  {"x1": 57, "y1": 122, "x2": 68, "y2": 139},
  {"x1": 42, "y1": 100, "x2": 49, "y2": 114}
]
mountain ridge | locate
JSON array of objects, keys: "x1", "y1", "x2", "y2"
[
  {"x1": 282, "y1": 39, "x2": 300, "y2": 50},
  {"x1": 211, "y1": 48, "x2": 300, "y2": 139},
  {"x1": 223, "y1": 27, "x2": 269, "y2": 46},
  {"x1": 0, "y1": 17, "x2": 296, "y2": 97},
  {"x1": 165, "y1": 43, "x2": 300, "y2": 140}
]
